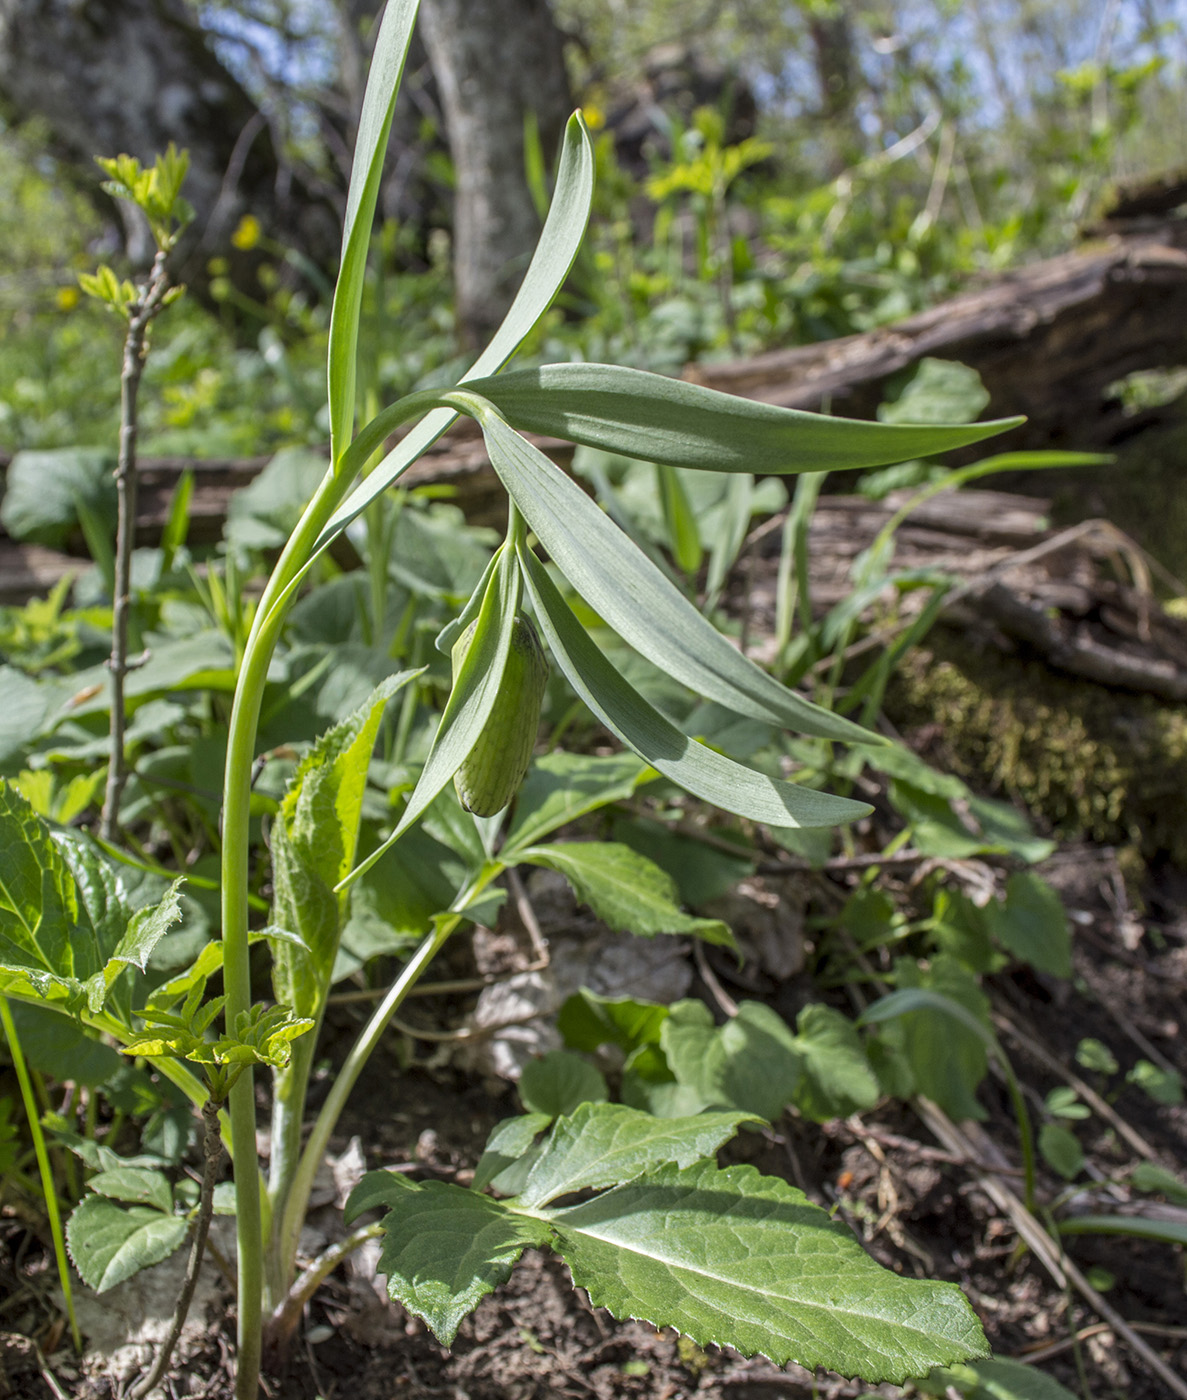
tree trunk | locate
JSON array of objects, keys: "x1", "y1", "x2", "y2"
[
  {"x1": 419, "y1": 0, "x2": 573, "y2": 346},
  {"x1": 0, "y1": 0, "x2": 340, "y2": 306}
]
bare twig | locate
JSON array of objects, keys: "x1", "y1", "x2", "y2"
[
  {"x1": 130, "y1": 1099, "x2": 222, "y2": 1400},
  {"x1": 100, "y1": 249, "x2": 174, "y2": 843},
  {"x1": 916, "y1": 1101, "x2": 1187, "y2": 1400}
]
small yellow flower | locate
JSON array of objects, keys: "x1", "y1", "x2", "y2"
[
  {"x1": 231, "y1": 213, "x2": 262, "y2": 251},
  {"x1": 581, "y1": 103, "x2": 605, "y2": 132},
  {"x1": 56, "y1": 285, "x2": 81, "y2": 311}
]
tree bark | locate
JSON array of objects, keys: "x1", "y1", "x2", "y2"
[
  {"x1": 419, "y1": 0, "x2": 573, "y2": 346},
  {"x1": 0, "y1": 0, "x2": 340, "y2": 305}
]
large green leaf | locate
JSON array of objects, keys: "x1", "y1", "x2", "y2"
[
  {"x1": 502, "y1": 751, "x2": 651, "y2": 856},
  {"x1": 314, "y1": 111, "x2": 595, "y2": 548},
  {"x1": 83, "y1": 877, "x2": 184, "y2": 1016},
  {"x1": 339, "y1": 549, "x2": 519, "y2": 889},
  {"x1": 272, "y1": 672, "x2": 414, "y2": 1016},
  {"x1": 515, "y1": 1101, "x2": 756, "y2": 1208},
  {"x1": 557, "y1": 990, "x2": 669, "y2": 1056},
  {"x1": 346, "y1": 1172, "x2": 550, "y2": 1345},
  {"x1": 327, "y1": 0, "x2": 422, "y2": 462},
  {"x1": 860, "y1": 965, "x2": 993, "y2": 1121},
  {"x1": 0, "y1": 782, "x2": 85, "y2": 997},
  {"x1": 516, "y1": 841, "x2": 733, "y2": 947},
  {"x1": 548, "y1": 1159, "x2": 987, "y2": 1381},
  {"x1": 483, "y1": 412, "x2": 873, "y2": 746},
  {"x1": 661, "y1": 1000, "x2": 803, "y2": 1122},
  {"x1": 519, "y1": 548, "x2": 869, "y2": 829},
  {"x1": 464, "y1": 363, "x2": 1022, "y2": 474},
  {"x1": 66, "y1": 1195, "x2": 189, "y2": 1292},
  {"x1": 518, "y1": 1050, "x2": 608, "y2": 1119},
  {"x1": 792, "y1": 1003, "x2": 880, "y2": 1122},
  {"x1": 985, "y1": 873, "x2": 1071, "y2": 978}
]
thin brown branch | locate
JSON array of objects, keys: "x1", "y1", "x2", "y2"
[
  {"x1": 100, "y1": 249, "x2": 175, "y2": 843},
  {"x1": 129, "y1": 1099, "x2": 222, "y2": 1400}
]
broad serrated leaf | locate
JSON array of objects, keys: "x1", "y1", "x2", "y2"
[
  {"x1": 463, "y1": 363, "x2": 1021, "y2": 475},
  {"x1": 517, "y1": 842, "x2": 733, "y2": 947},
  {"x1": 272, "y1": 672, "x2": 414, "y2": 1014},
  {"x1": 546, "y1": 1158, "x2": 987, "y2": 1381},
  {"x1": 66, "y1": 1195, "x2": 189, "y2": 1292},
  {"x1": 354, "y1": 1174, "x2": 550, "y2": 1344},
  {"x1": 661, "y1": 999, "x2": 802, "y2": 1122},
  {"x1": 791, "y1": 1003, "x2": 880, "y2": 1122},
  {"x1": 86, "y1": 1167, "x2": 173, "y2": 1214},
  {"x1": 473, "y1": 1113, "x2": 552, "y2": 1194},
  {"x1": 0, "y1": 783, "x2": 84, "y2": 997},
  {"x1": 516, "y1": 1101, "x2": 756, "y2": 1208},
  {"x1": 84, "y1": 877, "x2": 185, "y2": 1014},
  {"x1": 313, "y1": 111, "x2": 595, "y2": 554},
  {"x1": 985, "y1": 873, "x2": 1071, "y2": 978},
  {"x1": 483, "y1": 417, "x2": 873, "y2": 747},
  {"x1": 503, "y1": 751, "x2": 651, "y2": 856},
  {"x1": 519, "y1": 548, "x2": 869, "y2": 829},
  {"x1": 519, "y1": 1049, "x2": 608, "y2": 1118}
]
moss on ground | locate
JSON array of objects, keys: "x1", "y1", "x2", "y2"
[{"x1": 885, "y1": 628, "x2": 1187, "y2": 864}]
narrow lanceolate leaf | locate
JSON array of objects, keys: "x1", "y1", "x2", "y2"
[
  {"x1": 328, "y1": 0, "x2": 421, "y2": 463},
  {"x1": 546, "y1": 1159, "x2": 988, "y2": 1382},
  {"x1": 519, "y1": 547, "x2": 870, "y2": 829},
  {"x1": 339, "y1": 548, "x2": 520, "y2": 890},
  {"x1": 314, "y1": 112, "x2": 595, "y2": 551},
  {"x1": 482, "y1": 410, "x2": 874, "y2": 746},
  {"x1": 464, "y1": 363, "x2": 1024, "y2": 474},
  {"x1": 347, "y1": 1173, "x2": 550, "y2": 1345},
  {"x1": 516, "y1": 842, "x2": 734, "y2": 948},
  {"x1": 515, "y1": 1101, "x2": 756, "y2": 1209},
  {"x1": 66, "y1": 1195, "x2": 189, "y2": 1292}
]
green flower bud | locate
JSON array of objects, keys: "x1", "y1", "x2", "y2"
[{"x1": 451, "y1": 613, "x2": 548, "y2": 816}]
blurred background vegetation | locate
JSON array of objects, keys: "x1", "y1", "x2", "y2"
[{"x1": 0, "y1": 0, "x2": 1182, "y2": 458}]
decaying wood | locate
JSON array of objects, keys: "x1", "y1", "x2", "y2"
[
  {"x1": 685, "y1": 215, "x2": 1187, "y2": 448},
  {"x1": 742, "y1": 485, "x2": 1187, "y2": 708}
]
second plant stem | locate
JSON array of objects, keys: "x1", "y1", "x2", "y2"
[{"x1": 101, "y1": 248, "x2": 172, "y2": 843}]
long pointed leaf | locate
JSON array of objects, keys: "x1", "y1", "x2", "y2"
[
  {"x1": 518, "y1": 546, "x2": 869, "y2": 828},
  {"x1": 318, "y1": 112, "x2": 595, "y2": 541},
  {"x1": 483, "y1": 410, "x2": 874, "y2": 745},
  {"x1": 463, "y1": 363, "x2": 1024, "y2": 472},
  {"x1": 328, "y1": 0, "x2": 422, "y2": 464},
  {"x1": 338, "y1": 548, "x2": 520, "y2": 890}
]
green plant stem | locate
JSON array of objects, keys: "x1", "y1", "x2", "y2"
[
  {"x1": 271, "y1": 861, "x2": 497, "y2": 1303},
  {"x1": 266, "y1": 1222, "x2": 383, "y2": 1355},
  {"x1": 0, "y1": 995, "x2": 82, "y2": 1354},
  {"x1": 222, "y1": 466, "x2": 349, "y2": 1400},
  {"x1": 220, "y1": 390, "x2": 453, "y2": 1400},
  {"x1": 270, "y1": 908, "x2": 460, "y2": 1302}
]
